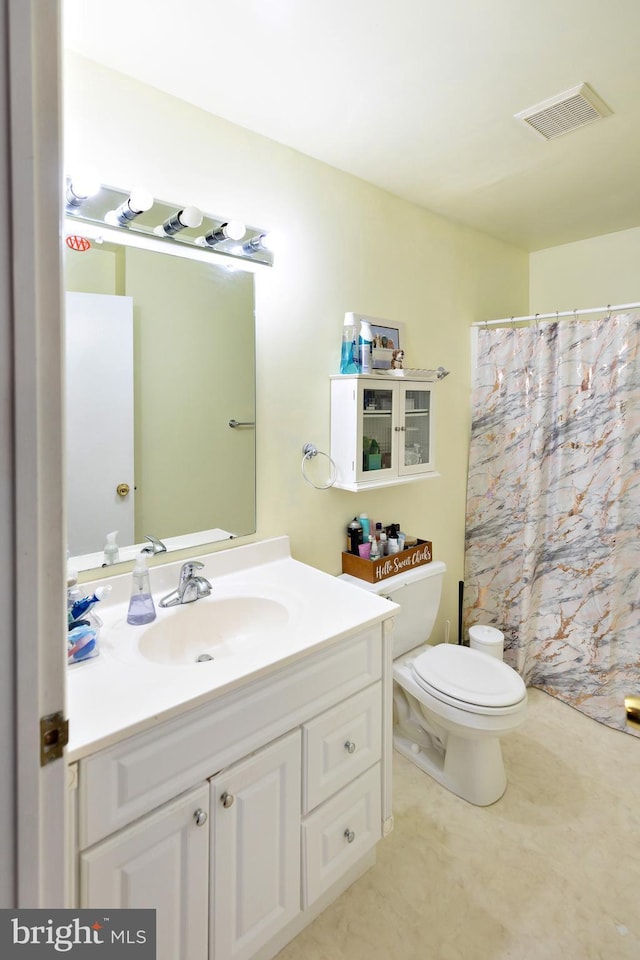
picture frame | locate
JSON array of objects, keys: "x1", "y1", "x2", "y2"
[{"x1": 368, "y1": 317, "x2": 405, "y2": 369}]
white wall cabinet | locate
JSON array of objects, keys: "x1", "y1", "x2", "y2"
[
  {"x1": 71, "y1": 627, "x2": 391, "y2": 960},
  {"x1": 330, "y1": 375, "x2": 436, "y2": 491}
]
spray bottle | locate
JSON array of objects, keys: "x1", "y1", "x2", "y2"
[{"x1": 340, "y1": 312, "x2": 360, "y2": 374}]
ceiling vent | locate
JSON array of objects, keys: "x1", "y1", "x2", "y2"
[{"x1": 515, "y1": 82, "x2": 612, "y2": 140}]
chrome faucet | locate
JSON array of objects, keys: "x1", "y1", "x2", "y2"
[
  {"x1": 141, "y1": 534, "x2": 167, "y2": 556},
  {"x1": 159, "y1": 560, "x2": 212, "y2": 607}
]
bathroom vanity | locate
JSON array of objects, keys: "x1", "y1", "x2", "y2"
[{"x1": 66, "y1": 537, "x2": 397, "y2": 960}]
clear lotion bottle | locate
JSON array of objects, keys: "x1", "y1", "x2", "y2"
[{"x1": 127, "y1": 552, "x2": 157, "y2": 625}]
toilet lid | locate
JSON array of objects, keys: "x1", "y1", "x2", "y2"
[{"x1": 411, "y1": 644, "x2": 525, "y2": 708}]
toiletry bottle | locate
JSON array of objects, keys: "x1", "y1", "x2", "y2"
[
  {"x1": 359, "y1": 319, "x2": 373, "y2": 374},
  {"x1": 103, "y1": 530, "x2": 119, "y2": 566},
  {"x1": 347, "y1": 516, "x2": 363, "y2": 555},
  {"x1": 379, "y1": 531, "x2": 388, "y2": 555},
  {"x1": 359, "y1": 513, "x2": 371, "y2": 541},
  {"x1": 126, "y1": 552, "x2": 157, "y2": 625},
  {"x1": 340, "y1": 312, "x2": 360, "y2": 374},
  {"x1": 369, "y1": 535, "x2": 379, "y2": 560}
]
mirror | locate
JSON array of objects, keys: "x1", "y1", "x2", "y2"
[{"x1": 64, "y1": 229, "x2": 256, "y2": 573}]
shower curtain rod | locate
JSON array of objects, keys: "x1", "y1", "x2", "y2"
[{"x1": 473, "y1": 300, "x2": 640, "y2": 328}]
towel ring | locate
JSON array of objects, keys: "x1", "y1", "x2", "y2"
[{"x1": 301, "y1": 443, "x2": 337, "y2": 490}]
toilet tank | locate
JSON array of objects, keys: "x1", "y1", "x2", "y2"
[{"x1": 339, "y1": 560, "x2": 446, "y2": 658}]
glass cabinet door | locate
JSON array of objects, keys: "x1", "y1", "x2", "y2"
[
  {"x1": 359, "y1": 384, "x2": 396, "y2": 479},
  {"x1": 399, "y1": 386, "x2": 432, "y2": 474}
]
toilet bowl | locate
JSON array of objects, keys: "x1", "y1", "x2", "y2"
[{"x1": 340, "y1": 562, "x2": 527, "y2": 805}]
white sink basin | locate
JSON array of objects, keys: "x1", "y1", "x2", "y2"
[{"x1": 137, "y1": 596, "x2": 290, "y2": 666}]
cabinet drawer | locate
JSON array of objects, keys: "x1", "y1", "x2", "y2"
[
  {"x1": 78, "y1": 628, "x2": 381, "y2": 848},
  {"x1": 303, "y1": 683, "x2": 381, "y2": 813},
  {"x1": 301, "y1": 764, "x2": 381, "y2": 908}
]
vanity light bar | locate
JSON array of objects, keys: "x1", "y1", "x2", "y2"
[
  {"x1": 64, "y1": 178, "x2": 275, "y2": 267},
  {"x1": 64, "y1": 218, "x2": 267, "y2": 274}
]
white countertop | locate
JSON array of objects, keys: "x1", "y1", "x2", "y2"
[{"x1": 67, "y1": 536, "x2": 397, "y2": 761}]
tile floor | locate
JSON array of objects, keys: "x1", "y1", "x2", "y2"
[{"x1": 277, "y1": 688, "x2": 639, "y2": 960}]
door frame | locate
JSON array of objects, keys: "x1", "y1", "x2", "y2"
[{"x1": 3, "y1": 0, "x2": 67, "y2": 906}]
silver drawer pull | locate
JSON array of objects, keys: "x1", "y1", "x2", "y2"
[
  {"x1": 344, "y1": 740, "x2": 356, "y2": 754},
  {"x1": 220, "y1": 791, "x2": 234, "y2": 808},
  {"x1": 344, "y1": 828, "x2": 355, "y2": 844},
  {"x1": 193, "y1": 808, "x2": 208, "y2": 827}
]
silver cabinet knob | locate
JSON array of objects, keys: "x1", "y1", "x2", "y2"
[
  {"x1": 220, "y1": 791, "x2": 234, "y2": 808},
  {"x1": 193, "y1": 808, "x2": 208, "y2": 826},
  {"x1": 344, "y1": 740, "x2": 356, "y2": 754},
  {"x1": 344, "y1": 828, "x2": 355, "y2": 844}
]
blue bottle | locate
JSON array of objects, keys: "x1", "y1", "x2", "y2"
[{"x1": 340, "y1": 312, "x2": 360, "y2": 374}]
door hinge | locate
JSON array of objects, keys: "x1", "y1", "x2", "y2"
[{"x1": 40, "y1": 711, "x2": 69, "y2": 766}]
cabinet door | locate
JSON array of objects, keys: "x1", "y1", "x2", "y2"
[
  {"x1": 211, "y1": 730, "x2": 301, "y2": 960},
  {"x1": 358, "y1": 381, "x2": 397, "y2": 482},
  {"x1": 80, "y1": 783, "x2": 209, "y2": 960},
  {"x1": 398, "y1": 384, "x2": 433, "y2": 475}
]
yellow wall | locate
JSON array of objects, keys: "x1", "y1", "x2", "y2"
[
  {"x1": 64, "y1": 53, "x2": 528, "y2": 641},
  {"x1": 530, "y1": 226, "x2": 640, "y2": 312}
]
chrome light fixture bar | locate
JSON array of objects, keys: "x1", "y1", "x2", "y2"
[{"x1": 64, "y1": 179, "x2": 275, "y2": 267}]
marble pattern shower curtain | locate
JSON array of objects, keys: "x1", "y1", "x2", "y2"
[{"x1": 464, "y1": 312, "x2": 640, "y2": 736}]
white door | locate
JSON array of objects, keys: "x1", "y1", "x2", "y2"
[
  {"x1": 210, "y1": 731, "x2": 301, "y2": 960},
  {"x1": 80, "y1": 784, "x2": 210, "y2": 960},
  {"x1": 65, "y1": 292, "x2": 135, "y2": 556}
]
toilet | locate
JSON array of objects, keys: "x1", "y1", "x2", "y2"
[{"x1": 340, "y1": 561, "x2": 527, "y2": 805}]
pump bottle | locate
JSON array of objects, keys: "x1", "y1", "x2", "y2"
[
  {"x1": 126, "y1": 552, "x2": 157, "y2": 625},
  {"x1": 103, "y1": 531, "x2": 119, "y2": 566}
]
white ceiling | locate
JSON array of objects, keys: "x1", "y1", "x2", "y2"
[{"x1": 62, "y1": 0, "x2": 640, "y2": 252}]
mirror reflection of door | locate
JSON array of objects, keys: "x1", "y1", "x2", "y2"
[
  {"x1": 63, "y1": 236, "x2": 256, "y2": 568},
  {"x1": 65, "y1": 292, "x2": 135, "y2": 556}
]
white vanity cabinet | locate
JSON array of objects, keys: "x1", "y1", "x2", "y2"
[
  {"x1": 330, "y1": 375, "x2": 435, "y2": 491},
  {"x1": 80, "y1": 783, "x2": 210, "y2": 959},
  {"x1": 210, "y1": 731, "x2": 301, "y2": 960},
  {"x1": 70, "y1": 625, "x2": 392, "y2": 960}
]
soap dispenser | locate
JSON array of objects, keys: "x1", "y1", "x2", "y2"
[
  {"x1": 103, "y1": 530, "x2": 119, "y2": 566},
  {"x1": 126, "y1": 552, "x2": 157, "y2": 625}
]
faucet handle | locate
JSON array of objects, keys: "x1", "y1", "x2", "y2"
[
  {"x1": 179, "y1": 560, "x2": 205, "y2": 582},
  {"x1": 141, "y1": 534, "x2": 167, "y2": 555}
]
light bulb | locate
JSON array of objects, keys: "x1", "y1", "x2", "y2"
[
  {"x1": 155, "y1": 205, "x2": 203, "y2": 236},
  {"x1": 66, "y1": 170, "x2": 101, "y2": 206},
  {"x1": 197, "y1": 220, "x2": 246, "y2": 247},
  {"x1": 105, "y1": 189, "x2": 154, "y2": 226}
]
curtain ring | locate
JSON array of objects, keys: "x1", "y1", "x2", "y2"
[{"x1": 607, "y1": 304, "x2": 612, "y2": 320}]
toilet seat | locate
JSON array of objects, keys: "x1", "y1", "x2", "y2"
[{"x1": 410, "y1": 644, "x2": 526, "y2": 710}]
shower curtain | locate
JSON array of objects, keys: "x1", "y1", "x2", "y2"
[{"x1": 464, "y1": 312, "x2": 640, "y2": 736}]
